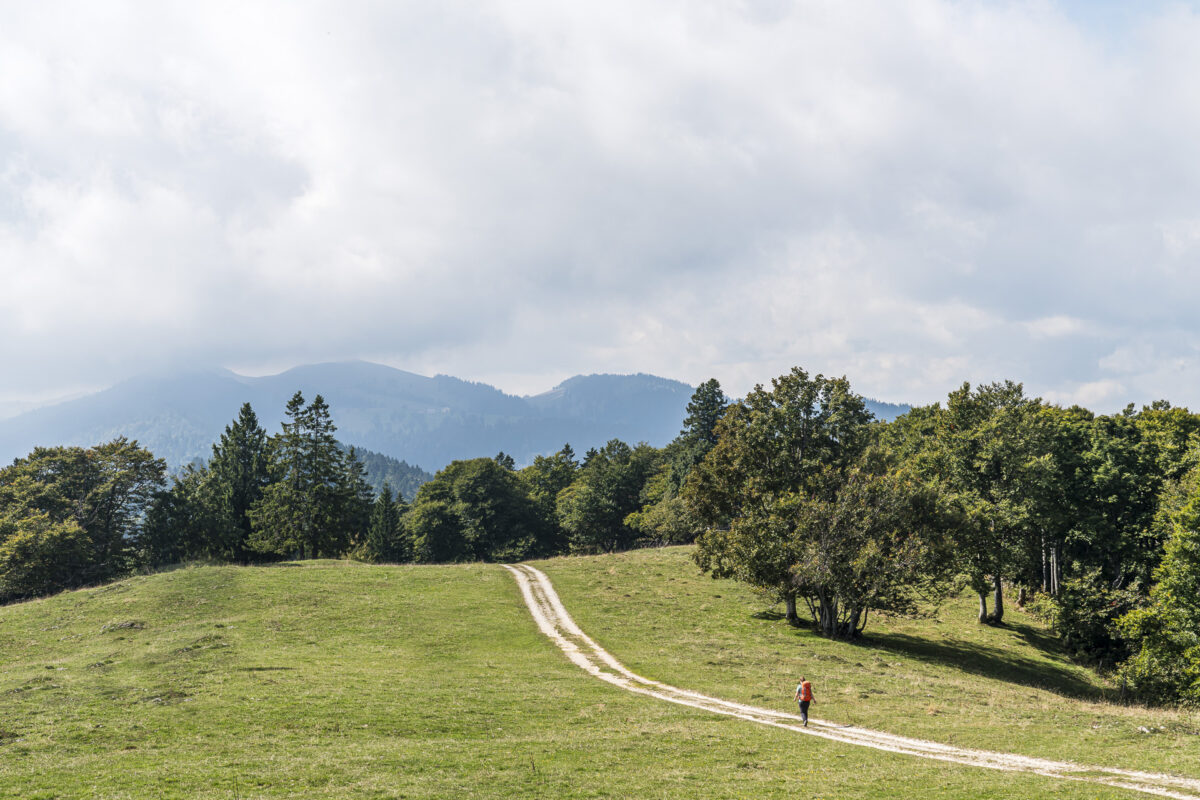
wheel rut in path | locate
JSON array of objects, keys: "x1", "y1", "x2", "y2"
[{"x1": 505, "y1": 563, "x2": 1200, "y2": 800}]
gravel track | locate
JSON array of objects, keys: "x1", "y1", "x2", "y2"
[{"x1": 505, "y1": 563, "x2": 1200, "y2": 799}]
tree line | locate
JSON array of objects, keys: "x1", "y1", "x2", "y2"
[
  {"x1": 4, "y1": 367, "x2": 1200, "y2": 706},
  {"x1": 682, "y1": 367, "x2": 1200, "y2": 707},
  {"x1": 0, "y1": 383, "x2": 724, "y2": 601}
]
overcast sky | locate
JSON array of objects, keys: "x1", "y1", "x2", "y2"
[{"x1": 4, "y1": 0, "x2": 1200, "y2": 415}]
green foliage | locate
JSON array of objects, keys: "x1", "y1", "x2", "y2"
[
  {"x1": 357, "y1": 485, "x2": 410, "y2": 563},
  {"x1": 624, "y1": 468, "x2": 701, "y2": 546},
  {"x1": 556, "y1": 439, "x2": 658, "y2": 554},
  {"x1": 687, "y1": 367, "x2": 884, "y2": 632},
  {"x1": 1044, "y1": 569, "x2": 1139, "y2": 666},
  {"x1": 405, "y1": 458, "x2": 541, "y2": 562},
  {"x1": 249, "y1": 393, "x2": 369, "y2": 559},
  {"x1": 205, "y1": 402, "x2": 270, "y2": 561},
  {"x1": 0, "y1": 438, "x2": 165, "y2": 601},
  {"x1": 0, "y1": 511, "x2": 90, "y2": 601},
  {"x1": 518, "y1": 445, "x2": 577, "y2": 554},
  {"x1": 1116, "y1": 468, "x2": 1200, "y2": 704},
  {"x1": 138, "y1": 466, "x2": 217, "y2": 566}
]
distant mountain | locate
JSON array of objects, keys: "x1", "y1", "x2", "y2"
[
  {"x1": 865, "y1": 398, "x2": 909, "y2": 422},
  {"x1": 0, "y1": 361, "x2": 912, "y2": 472},
  {"x1": 348, "y1": 446, "x2": 432, "y2": 502},
  {"x1": 0, "y1": 362, "x2": 698, "y2": 472}
]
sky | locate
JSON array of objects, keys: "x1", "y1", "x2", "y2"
[{"x1": 4, "y1": 0, "x2": 1200, "y2": 415}]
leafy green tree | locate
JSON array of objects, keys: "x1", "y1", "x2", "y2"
[
  {"x1": 557, "y1": 439, "x2": 658, "y2": 554},
  {"x1": 406, "y1": 499, "x2": 464, "y2": 563},
  {"x1": 1116, "y1": 467, "x2": 1200, "y2": 704},
  {"x1": 624, "y1": 466, "x2": 701, "y2": 546},
  {"x1": 686, "y1": 368, "x2": 874, "y2": 625},
  {"x1": 518, "y1": 445, "x2": 577, "y2": 554},
  {"x1": 0, "y1": 439, "x2": 165, "y2": 599},
  {"x1": 0, "y1": 511, "x2": 91, "y2": 602},
  {"x1": 405, "y1": 458, "x2": 541, "y2": 562},
  {"x1": 789, "y1": 459, "x2": 958, "y2": 638},
  {"x1": 139, "y1": 466, "x2": 217, "y2": 566},
  {"x1": 933, "y1": 381, "x2": 1050, "y2": 624}
]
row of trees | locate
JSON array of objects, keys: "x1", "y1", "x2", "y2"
[
  {"x1": 353, "y1": 379, "x2": 728, "y2": 564},
  {"x1": 682, "y1": 367, "x2": 1200, "y2": 705},
  {"x1": 5, "y1": 367, "x2": 1200, "y2": 706},
  {"x1": 0, "y1": 382, "x2": 727, "y2": 602},
  {"x1": 0, "y1": 392, "x2": 379, "y2": 602}
]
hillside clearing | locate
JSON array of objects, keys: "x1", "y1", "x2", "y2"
[
  {"x1": 0, "y1": 555, "x2": 1184, "y2": 798},
  {"x1": 508, "y1": 562, "x2": 1200, "y2": 799}
]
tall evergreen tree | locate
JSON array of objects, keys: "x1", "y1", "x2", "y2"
[
  {"x1": 360, "y1": 484, "x2": 409, "y2": 562},
  {"x1": 340, "y1": 447, "x2": 375, "y2": 553},
  {"x1": 250, "y1": 392, "x2": 350, "y2": 559},
  {"x1": 207, "y1": 402, "x2": 269, "y2": 561}
]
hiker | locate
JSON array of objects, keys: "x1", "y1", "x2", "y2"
[{"x1": 794, "y1": 677, "x2": 814, "y2": 726}]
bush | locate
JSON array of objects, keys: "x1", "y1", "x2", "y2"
[
  {"x1": 1044, "y1": 569, "x2": 1141, "y2": 667},
  {"x1": 0, "y1": 513, "x2": 91, "y2": 603}
]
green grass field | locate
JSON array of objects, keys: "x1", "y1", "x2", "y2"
[
  {"x1": 537, "y1": 547, "x2": 1200, "y2": 776},
  {"x1": 0, "y1": 549, "x2": 1192, "y2": 798}
]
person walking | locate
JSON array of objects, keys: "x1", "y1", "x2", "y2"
[{"x1": 794, "y1": 677, "x2": 814, "y2": 726}]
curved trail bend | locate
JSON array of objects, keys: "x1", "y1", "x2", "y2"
[{"x1": 505, "y1": 563, "x2": 1200, "y2": 800}]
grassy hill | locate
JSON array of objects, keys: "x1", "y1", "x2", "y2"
[{"x1": 0, "y1": 549, "x2": 1192, "y2": 799}]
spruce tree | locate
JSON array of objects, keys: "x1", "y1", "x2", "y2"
[
  {"x1": 206, "y1": 402, "x2": 269, "y2": 561},
  {"x1": 250, "y1": 392, "x2": 350, "y2": 559}
]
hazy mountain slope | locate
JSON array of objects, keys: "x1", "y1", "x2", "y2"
[
  {"x1": 0, "y1": 362, "x2": 912, "y2": 471},
  {"x1": 864, "y1": 398, "x2": 909, "y2": 422},
  {"x1": 0, "y1": 362, "x2": 698, "y2": 471},
  {"x1": 348, "y1": 446, "x2": 432, "y2": 501}
]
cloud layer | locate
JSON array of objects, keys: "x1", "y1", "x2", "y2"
[{"x1": 4, "y1": 1, "x2": 1200, "y2": 410}]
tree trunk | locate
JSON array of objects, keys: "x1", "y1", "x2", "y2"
[
  {"x1": 846, "y1": 606, "x2": 863, "y2": 639},
  {"x1": 785, "y1": 594, "x2": 799, "y2": 626},
  {"x1": 1054, "y1": 543, "x2": 1062, "y2": 595},
  {"x1": 992, "y1": 573, "x2": 1004, "y2": 625},
  {"x1": 978, "y1": 592, "x2": 989, "y2": 623},
  {"x1": 1041, "y1": 534, "x2": 1050, "y2": 593}
]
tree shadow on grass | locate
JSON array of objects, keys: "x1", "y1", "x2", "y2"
[{"x1": 848, "y1": 622, "x2": 1109, "y2": 702}]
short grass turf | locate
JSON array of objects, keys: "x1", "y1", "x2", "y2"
[
  {"x1": 536, "y1": 546, "x2": 1200, "y2": 779},
  {"x1": 0, "y1": 558, "x2": 1167, "y2": 799}
]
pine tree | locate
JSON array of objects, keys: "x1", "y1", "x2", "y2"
[
  {"x1": 361, "y1": 484, "x2": 409, "y2": 562},
  {"x1": 340, "y1": 447, "x2": 375, "y2": 553},
  {"x1": 249, "y1": 392, "x2": 350, "y2": 559},
  {"x1": 206, "y1": 402, "x2": 269, "y2": 561}
]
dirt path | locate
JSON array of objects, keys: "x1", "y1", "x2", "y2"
[{"x1": 505, "y1": 563, "x2": 1200, "y2": 800}]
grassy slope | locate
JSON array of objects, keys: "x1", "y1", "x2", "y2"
[
  {"x1": 0, "y1": 556, "x2": 1165, "y2": 799},
  {"x1": 538, "y1": 546, "x2": 1200, "y2": 777}
]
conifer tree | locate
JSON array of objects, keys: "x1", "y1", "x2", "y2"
[
  {"x1": 250, "y1": 392, "x2": 350, "y2": 559},
  {"x1": 361, "y1": 484, "x2": 410, "y2": 562},
  {"x1": 206, "y1": 402, "x2": 269, "y2": 561}
]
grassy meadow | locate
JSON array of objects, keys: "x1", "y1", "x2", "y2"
[
  {"x1": 538, "y1": 546, "x2": 1200, "y2": 776},
  {"x1": 0, "y1": 551, "x2": 1189, "y2": 798}
]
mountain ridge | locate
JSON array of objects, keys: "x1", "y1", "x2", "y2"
[{"x1": 0, "y1": 362, "x2": 910, "y2": 471}]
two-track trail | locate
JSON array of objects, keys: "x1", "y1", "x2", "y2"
[{"x1": 505, "y1": 563, "x2": 1200, "y2": 800}]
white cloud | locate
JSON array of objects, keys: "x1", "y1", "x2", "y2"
[{"x1": 2, "y1": 1, "x2": 1200, "y2": 411}]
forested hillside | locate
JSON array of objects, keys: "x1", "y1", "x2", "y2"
[{"x1": 0, "y1": 363, "x2": 698, "y2": 471}]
